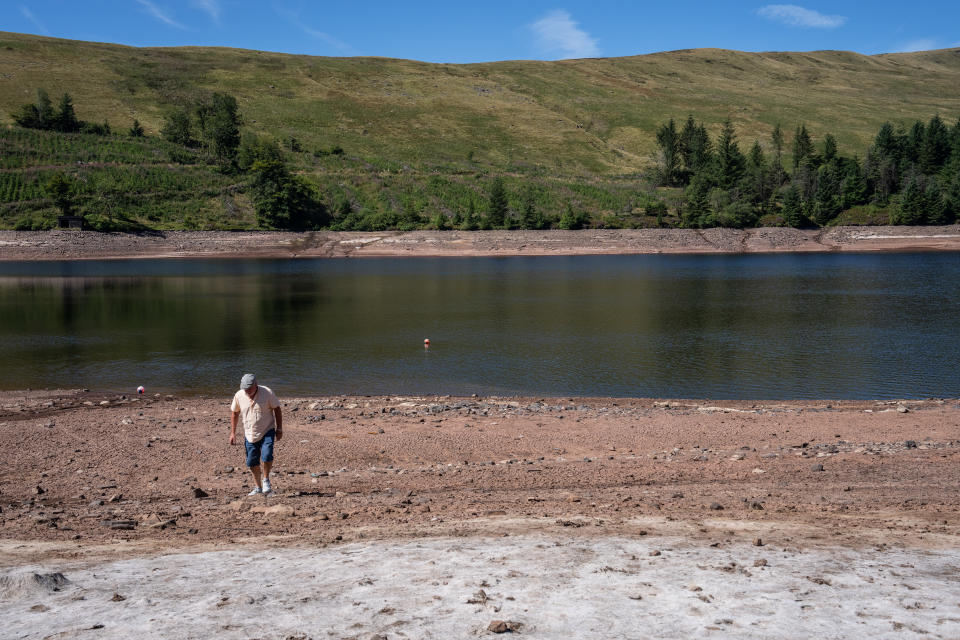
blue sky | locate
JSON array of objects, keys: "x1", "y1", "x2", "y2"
[{"x1": 8, "y1": 1, "x2": 960, "y2": 63}]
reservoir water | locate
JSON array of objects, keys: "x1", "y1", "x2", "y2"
[{"x1": 0, "y1": 252, "x2": 957, "y2": 399}]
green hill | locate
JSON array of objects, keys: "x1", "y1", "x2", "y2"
[{"x1": 1, "y1": 32, "x2": 959, "y2": 230}]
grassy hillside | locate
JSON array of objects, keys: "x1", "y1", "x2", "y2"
[
  {"x1": 0, "y1": 32, "x2": 958, "y2": 231},
  {"x1": 3, "y1": 32, "x2": 960, "y2": 174}
]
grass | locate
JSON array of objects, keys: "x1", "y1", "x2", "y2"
[
  {"x1": 2, "y1": 33, "x2": 959, "y2": 174},
  {"x1": 0, "y1": 32, "x2": 958, "y2": 230}
]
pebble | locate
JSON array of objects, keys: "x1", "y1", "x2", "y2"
[
  {"x1": 811, "y1": 464, "x2": 825, "y2": 472},
  {"x1": 709, "y1": 502, "x2": 724, "y2": 510},
  {"x1": 488, "y1": 620, "x2": 522, "y2": 634}
]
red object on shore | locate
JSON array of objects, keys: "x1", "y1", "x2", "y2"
[{"x1": 424, "y1": 338, "x2": 430, "y2": 347}]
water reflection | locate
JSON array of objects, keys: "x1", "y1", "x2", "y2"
[{"x1": 0, "y1": 253, "x2": 958, "y2": 398}]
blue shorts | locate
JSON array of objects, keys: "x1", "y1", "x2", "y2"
[{"x1": 244, "y1": 429, "x2": 275, "y2": 468}]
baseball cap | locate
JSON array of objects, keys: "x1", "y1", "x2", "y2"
[{"x1": 240, "y1": 373, "x2": 257, "y2": 390}]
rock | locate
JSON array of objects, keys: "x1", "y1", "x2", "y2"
[
  {"x1": 228, "y1": 500, "x2": 247, "y2": 512},
  {"x1": 897, "y1": 405, "x2": 909, "y2": 413},
  {"x1": 102, "y1": 519, "x2": 137, "y2": 530},
  {"x1": 107, "y1": 493, "x2": 122, "y2": 503},
  {"x1": 709, "y1": 502, "x2": 724, "y2": 510},
  {"x1": 811, "y1": 464, "x2": 825, "y2": 472},
  {"x1": 754, "y1": 558, "x2": 768, "y2": 567},
  {"x1": 257, "y1": 504, "x2": 295, "y2": 517},
  {"x1": 487, "y1": 620, "x2": 522, "y2": 633},
  {"x1": 754, "y1": 538, "x2": 763, "y2": 546},
  {"x1": 89, "y1": 500, "x2": 104, "y2": 507},
  {"x1": 649, "y1": 550, "x2": 661, "y2": 557},
  {"x1": 111, "y1": 593, "x2": 126, "y2": 601},
  {"x1": 34, "y1": 485, "x2": 45, "y2": 495},
  {"x1": 751, "y1": 501, "x2": 764, "y2": 510},
  {"x1": 193, "y1": 487, "x2": 209, "y2": 498},
  {"x1": 904, "y1": 440, "x2": 917, "y2": 449}
]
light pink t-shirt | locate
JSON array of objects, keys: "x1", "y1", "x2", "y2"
[{"x1": 231, "y1": 385, "x2": 280, "y2": 443}]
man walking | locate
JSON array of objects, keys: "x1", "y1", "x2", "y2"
[{"x1": 230, "y1": 373, "x2": 283, "y2": 495}]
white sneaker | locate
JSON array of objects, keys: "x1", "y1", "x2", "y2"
[
  {"x1": 247, "y1": 486, "x2": 262, "y2": 496},
  {"x1": 262, "y1": 478, "x2": 272, "y2": 494}
]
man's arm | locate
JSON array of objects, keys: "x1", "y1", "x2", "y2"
[
  {"x1": 273, "y1": 406, "x2": 283, "y2": 440},
  {"x1": 230, "y1": 410, "x2": 239, "y2": 445}
]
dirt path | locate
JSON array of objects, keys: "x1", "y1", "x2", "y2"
[{"x1": 2, "y1": 226, "x2": 960, "y2": 261}]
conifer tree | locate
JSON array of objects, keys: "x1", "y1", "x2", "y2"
[
  {"x1": 54, "y1": 93, "x2": 81, "y2": 133},
  {"x1": 716, "y1": 119, "x2": 746, "y2": 190},
  {"x1": 487, "y1": 177, "x2": 508, "y2": 228},
  {"x1": 792, "y1": 124, "x2": 814, "y2": 169}
]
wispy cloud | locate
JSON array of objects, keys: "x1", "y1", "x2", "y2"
[
  {"x1": 756, "y1": 4, "x2": 846, "y2": 28},
  {"x1": 892, "y1": 38, "x2": 939, "y2": 53},
  {"x1": 273, "y1": 3, "x2": 355, "y2": 55},
  {"x1": 192, "y1": 0, "x2": 221, "y2": 25},
  {"x1": 530, "y1": 9, "x2": 600, "y2": 59},
  {"x1": 136, "y1": 0, "x2": 186, "y2": 29},
  {"x1": 20, "y1": 5, "x2": 50, "y2": 36}
]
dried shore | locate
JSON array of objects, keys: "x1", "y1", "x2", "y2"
[
  {"x1": 2, "y1": 225, "x2": 960, "y2": 261},
  {"x1": 3, "y1": 390, "x2": 959, "y2": 637}
]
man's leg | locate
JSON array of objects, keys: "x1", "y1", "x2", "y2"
[
  {"x1": 245, "y1": 438, "x2": 264, "y2": 492},
  {"x1": 260, "y1": 430, "x2": 276, "y2": 492}
]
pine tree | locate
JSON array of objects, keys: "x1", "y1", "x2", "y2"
[
  {"x1": 921, "y1": 114, "x2": 951, "y2": 174},
  {"x1": 161, "y1": 109, "x2": 194, "y2": 146},
  {"x1": 771, "y1": 122, "x2": 786, "y2": 186},
  {"x1": 716, "y1": 119, "x2": 746, "y2": 190},
  {"x1": 781, "y1": 184, "x2": 805, "y2": 228},
  {"x1": 129, "y1": 119, "x2": 145, "y2": 137},
  {"x1": 655, "y1": 118, "x2": 681, "y2": 186},
  {"x1": 37, "y1": 88, "x2": 54, "y2": 128},
  {"x1": 487, "y1": 177, "x2": 508, "y2": 228},
  {"x1": 792, "y1": 124, "x2": 814, "y2": 169},
  {"x1": 896, "y1": 178, "x2": 926, "y2": 225},
  {"x1": 54, "y1": 93, "x2": 81, "y2": 133},
  {"x1": 822, "y1": 134, "x2": 838, "y2": 163}
]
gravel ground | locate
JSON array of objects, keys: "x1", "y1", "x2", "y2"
[
  {"x1": 2, "y1": 391, "x2": 959, "y2": 638},
  {"x1": 2, "y1": 226, "x2": 960, "y2": 260}
]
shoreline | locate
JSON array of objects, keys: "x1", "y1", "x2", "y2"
[{"x1": 2, "y1": 225, "x2": 960, "y2": 260}]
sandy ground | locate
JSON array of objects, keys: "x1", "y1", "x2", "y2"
[
  {"x1": 2, "y1": 391, "x2": 960, "y2": 637},
  {"x1": 2, "y1": 225, "x2": 960, "y2": 260}
]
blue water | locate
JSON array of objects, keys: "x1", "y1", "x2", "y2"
[{"x1": 0, "y1": 252, "x2": 957, "y2": 399}]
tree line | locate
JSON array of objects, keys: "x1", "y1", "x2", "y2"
[
  {"x1": 654, "y1": 115, "x2": 960, "y2": 228},
  {"x1": 9, "y1": 86, "x2": 959, "y2": 231}
]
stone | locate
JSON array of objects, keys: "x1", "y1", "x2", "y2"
[
  {"x1": 487, "y1": 620, "x2": 522, "y2": 633},
  {"x1": 228, "y1": 500, "x2": 247, "y2": 512},
  {"x1": 897, "y1": 405, "x2": 909, "y2": 413},
  {"x1": 754, "y1": 558, "x2": 768, "y2": 567},
  {"x1": 111, "y1": 593, "x2": 126, "y2": 602},
  {"x1": 193, "y1": 487, "x2": 209, "y2": 498},
  {"x1": 709, "y1": 502, "x2": 724, "y2": 510},
  {"x1": 262, "y1": 504, "x2": 295, "y2": 517},
  {"x1": 751, "y1": 501, "x2": 764, "y2": 510},
  {"x1": 754, "y1": 538, "x2": 763, "y2": 546},
  {"x1": 811, "y1": 464, "x2": 825, "y2": 472},
  {"x1": 34, "y1": 485, "x2": 45, "y2": 495}
]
